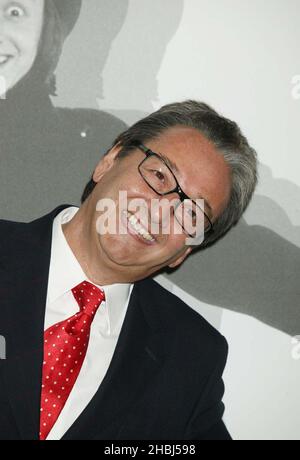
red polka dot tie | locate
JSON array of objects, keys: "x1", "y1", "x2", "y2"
[{"x1": 39, "y1": 280, "x2": 105, "y2": 440}]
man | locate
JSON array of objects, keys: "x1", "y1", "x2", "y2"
[{"x1": 0, "y1": 101, "x2": 257, "y2": 440}]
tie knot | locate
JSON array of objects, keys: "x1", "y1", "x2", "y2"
[{"x1": 71, "y1": 281, "x2": 105, "y2": 317}]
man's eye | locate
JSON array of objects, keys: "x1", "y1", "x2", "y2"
[
  {"x1": 153, "y1": 170, "x2": 165, "y2": 182},
  {"x1": 5, "y1": 5, "x2": 25, "y2": 19},
  {"x1": 186, "y1": 208, "x2": 197, "y2": 221}
]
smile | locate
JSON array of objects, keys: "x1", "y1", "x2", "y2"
[
  {"x1": 0, "y1": 55, "x2": 12, "y2": 66},
  {"x1": 123, "y1": 210, "x2": 156, "y2": 244}
]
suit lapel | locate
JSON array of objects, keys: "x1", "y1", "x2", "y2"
[
  {"x1": 62, "y1": 280, "x2": 166, "y2": 440},
  {"x1": 0, "y1": 208, "x2": 167, "y2": 440},
  {"x1": 0, "y1": 207, "x2": 68, "y2": 439}
]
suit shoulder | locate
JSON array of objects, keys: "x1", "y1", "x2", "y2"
[
  {"x1": 141, "y1": 277, "x2": 228, "y2": 355},
  {"x1": 0, "y1": 219, "x2": 21, "y2": 236},
  {"x1": 0, "y1": 219, "x2": 25, "y2": 260}
]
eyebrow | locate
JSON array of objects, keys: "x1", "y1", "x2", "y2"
[
  {"x1": 158, "y1": 151, "x2": 213, "y2": 218},
  {"x1": 158, "y1": 152, "x2": 180, "y2": 175}
]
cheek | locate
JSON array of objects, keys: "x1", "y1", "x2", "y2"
[
  {"x1": 1, "y1": 31, "x2": 39, "y2": 90},
  {"x1": 18, "y1": 27, "x2": 41, "y2": 64},
  {"x1": 170, "y1": 233, "x2": 188, "y2": 253}
]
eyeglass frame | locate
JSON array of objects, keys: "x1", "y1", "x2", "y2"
[{"x1": 134, "y1": 142, "x2": 214, "y2": 239}]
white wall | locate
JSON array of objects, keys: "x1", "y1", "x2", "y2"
[{"x1": 56, "y1": 0, "x2": 300, "y2": 440}]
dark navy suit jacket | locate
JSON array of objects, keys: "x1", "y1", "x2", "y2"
[{"x1": 0, "y1": 207, "x2": 231, "y2": 440}]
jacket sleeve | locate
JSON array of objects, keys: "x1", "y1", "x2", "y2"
[{"x1": 184, "y1": 335, "x2": 232, "y2": 440}]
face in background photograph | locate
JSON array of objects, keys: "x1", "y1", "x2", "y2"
[
  {"x1": 0, "y1": 0, "x2": 44, "y2": 95},
  {"x1": 65, "y1": 126, "x2": 231, "y2": 286}
]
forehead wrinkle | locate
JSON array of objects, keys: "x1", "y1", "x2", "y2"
[{"x1": 13, "y1": 0, "x2": 38, "y2": 4}]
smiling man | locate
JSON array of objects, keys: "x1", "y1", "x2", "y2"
[
  {"x1": 0, "y1": 100, "x2": 257, "y2": 440},
  {"x1": 67, "y1": 125, "x2": 231, "y2": 285}
]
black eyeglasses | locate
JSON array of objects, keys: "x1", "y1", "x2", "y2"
[{"x1": 135, "y1": 143, "x2": 214, "y2": 240}]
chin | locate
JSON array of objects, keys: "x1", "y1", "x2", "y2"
[{"x1": 98, "y1": 234, "x2": 136, "y2": 265}]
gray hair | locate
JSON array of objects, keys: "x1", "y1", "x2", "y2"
[{"x1": 82, "y1": 100, "x2": 258, "y2": 248}]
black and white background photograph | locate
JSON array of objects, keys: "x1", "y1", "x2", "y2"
[{"x1": 0, "y1": 0, "x2": 299, "y2": 441}]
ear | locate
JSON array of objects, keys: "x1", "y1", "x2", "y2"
[
  {"x1": 168, "y1": 247, "x2": 192, "y2": 269},
  {"x1": 93, "y1": 143, "x2": 123, "y2": 183}
]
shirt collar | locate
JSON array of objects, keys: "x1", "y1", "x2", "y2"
[{"x1": 47, "y1": 207, "x2": 133, "y2": 335}]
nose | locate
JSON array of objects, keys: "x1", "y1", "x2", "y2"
[
  {"x1": 0, "y1": 12, "x2": 12, "y2": 39},
  {"x1": 0, "y1": 20, "x2": 7, "y2": 40},
  {"x1": 150, "y1": 193, "x2": 180, "y2": 232}
]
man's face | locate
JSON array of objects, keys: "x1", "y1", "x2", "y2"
[
  {"x1": 80, "y1": 126, "x2": 231, "y2": 283},
  {"x1": 0, "y1": 0, "x2": 44, "y2": 95}
]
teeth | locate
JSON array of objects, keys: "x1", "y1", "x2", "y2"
[{"x1": 126, "y1": 211, "x2": 155, "y2": 242}]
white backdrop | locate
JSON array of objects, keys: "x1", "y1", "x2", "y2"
[{"x1": 56, "y1": 0, "x2": 300, "y2": 440}]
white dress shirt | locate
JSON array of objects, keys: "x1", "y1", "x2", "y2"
[{"x1": 44, "y1": 207, "x2": 133, "y2": 440}]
